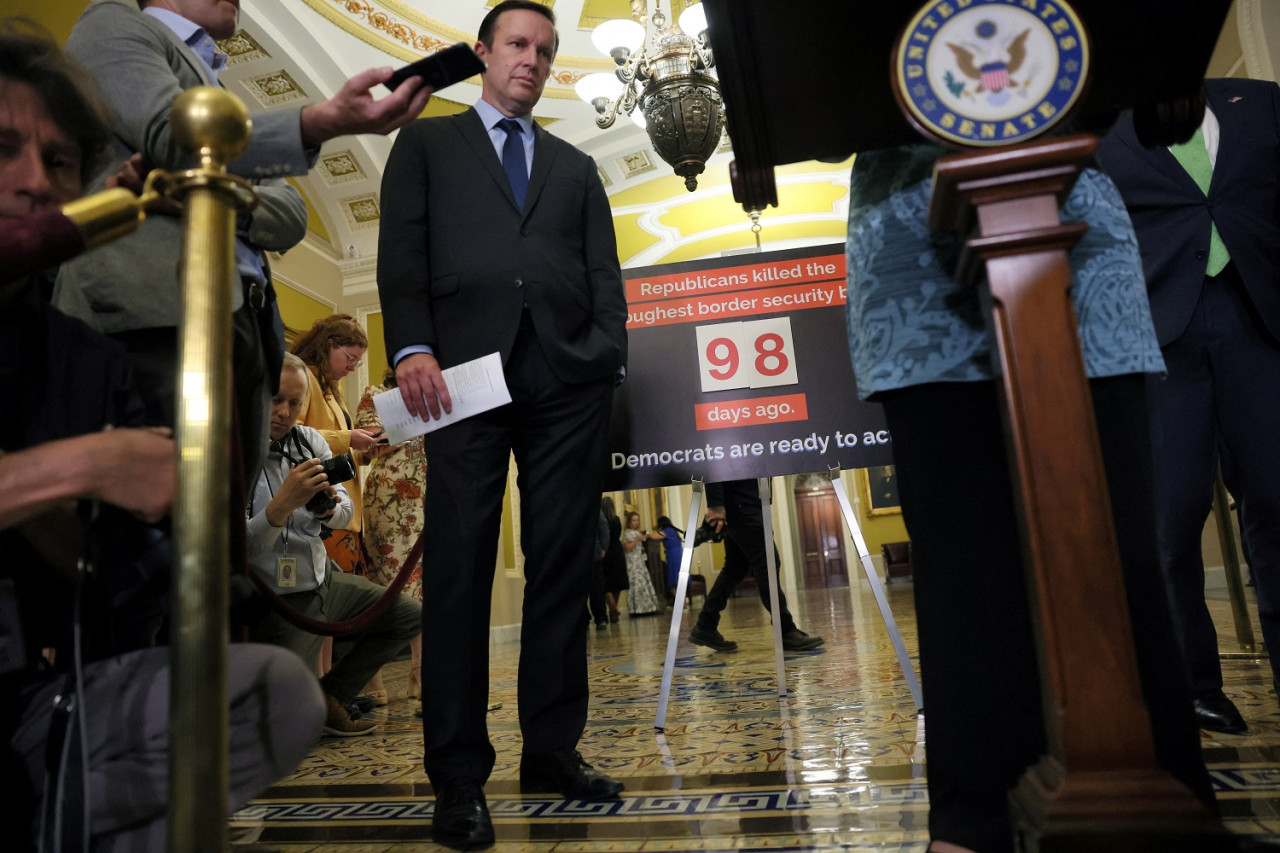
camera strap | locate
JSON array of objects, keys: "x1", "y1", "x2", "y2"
[
  {"x1": 253, "y1": 431, "x2": 297, "y2": 517},
  {"x1": 253, "y1": 428, "x2": 324, "y2": 541},
  {"x1": 290, "y1": 427, "x2": 318, "y2": 462},
  {"x1": 38, "y1": 508, "x2": 94, "y2": 853},
  {"x1": 269, "y1": 426, "x2": 317, "y2": 468},
  {"x1": 256, "y1": 428, "x2": 349, "y2": 538},
  {"x1": 39, "y1": 672, "x2": 87, "y2": 853},
  {"x1": 263, "y1": 426, "x2": 321, "y2": 466}
]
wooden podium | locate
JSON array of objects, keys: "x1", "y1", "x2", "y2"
[
  {"x1": 930, "y1": 135, "x2": 1229, "y2": 851},
  {"x1": 702, "y1": 1, "x2": 1235, "y2": 849}
]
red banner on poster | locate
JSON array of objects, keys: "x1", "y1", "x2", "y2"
[{"x1": 605, "y1": 245, "x2": 893, "y2": 490}]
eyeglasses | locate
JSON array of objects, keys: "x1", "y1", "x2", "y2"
[{"x1": 332, "y1": 341, "x2": 364, "y2": 368}]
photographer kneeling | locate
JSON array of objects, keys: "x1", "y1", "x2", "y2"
[{"x1": 247, "y1": 353, "x2": 421, "y2": 736}]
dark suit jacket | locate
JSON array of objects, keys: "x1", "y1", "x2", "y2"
[
  {"x1": 1098, "y1": 78, "x2": 1280, "y2": 346},
  {"x1": 377, "y1": 108, "x2": 627, "y2": 384}
]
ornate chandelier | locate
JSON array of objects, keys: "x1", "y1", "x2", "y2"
[{"x1": 575, "y1": 1, "x2": 723, "y2": 192}]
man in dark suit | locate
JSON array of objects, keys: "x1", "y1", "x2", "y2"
[
  {"x1": 376, "y1": 1, "x2": 628, "y2": 847},
  {"x1": 1099, "y1": 77, "x2": 1280, "y2": 735}
]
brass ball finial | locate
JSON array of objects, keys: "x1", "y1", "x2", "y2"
[{"x1": 170, "y1": 87, "x2": 252, "y2": 167}]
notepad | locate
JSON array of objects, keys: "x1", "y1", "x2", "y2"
[{"x1": 372, "y1": 352, "x2": 511, "y2": 444}]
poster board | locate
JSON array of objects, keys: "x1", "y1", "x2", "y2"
[{"x1": 605, "y1": 244, "x2": 893, "y2": 490}]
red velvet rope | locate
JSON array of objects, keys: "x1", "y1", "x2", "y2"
[{"x1": 246, "y1": 529, "x2": 424, "y2": 637}]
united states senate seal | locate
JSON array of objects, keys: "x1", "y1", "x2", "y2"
[{"x1": 892, "y1": 0, "x2": 1090, "y2": 148}]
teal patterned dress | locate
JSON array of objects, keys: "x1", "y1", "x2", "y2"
[{"x1": 845, "y1": 144, "x2": 1164, "y2": 398}]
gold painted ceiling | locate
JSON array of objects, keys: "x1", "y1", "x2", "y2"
[
  {"x1": 15, "y1": 0, "x2": 1255, "y2": 284},
  {"x1": 212, "y1": 0, "x2": 862, "y2": 273}
]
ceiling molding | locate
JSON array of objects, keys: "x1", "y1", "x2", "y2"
[
  {"x1": 299, "y1": 0, "x2": 451, "y2": 61},
  {"x1": 298, "y1": 0, "x2": 613, "y2": 75},
  {"x1": 272, "y1": 271, "x2": 338, "y2": 311}
]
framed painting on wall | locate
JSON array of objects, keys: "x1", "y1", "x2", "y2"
[{"x1": 862, "y1": 465, "x2": 901, "y2": 516}]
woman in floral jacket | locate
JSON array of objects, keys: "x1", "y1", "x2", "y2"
[{"x1": 355, "y1": 369, "x2": 427, "y2": 704}]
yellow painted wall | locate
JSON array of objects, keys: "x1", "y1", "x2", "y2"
[
  {"x1": 276, "y1": 282, "x2": 332, "y2": 340},
  {"x1": 363, "y1": 311, "x2": 390, "y2": 383},
  {"x1": 6, "y1": 0, "x2": 82, "y2": 43},
  {"x1": 859, "y1": 505, "x2": 910, "y2": 554}
]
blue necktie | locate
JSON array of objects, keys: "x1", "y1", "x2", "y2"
[{"x1": 498, "y1": 118, "x2": 527, "y2": 210}]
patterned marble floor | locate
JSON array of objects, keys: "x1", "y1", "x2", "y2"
[{"x1": 228, "y1": 576, "x2": 1280, "y2": 852}]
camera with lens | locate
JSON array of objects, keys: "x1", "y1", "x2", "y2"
[
  {"x1": 305, "y1": 454, "x2": 358, "y2": 514},
  {"x1": 693, "y1": 520, "x2": 725, "y2": 547}
]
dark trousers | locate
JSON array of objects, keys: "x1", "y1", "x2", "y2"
[
  {"x1": 1149, "y1": 263, "x2": 1280, "y2": 695},
  {"x1": 419, "y1": 321, "x2": 614, "y2": 787},
  {"x1": 586, "y1": 560, "x2": 607, "y2": 625},
  {"x1": 249, "y1": 567, "x2": 422, "y2": 704},
  {"x1": 696, "y1": 533, "x2": 797, "y2": 634},
  {"x1": 13, "y1": 643, "x2": 323, "y2": 853},
  {"x1": 882, "y1": 376, "x2": 1214, "y2": 852},
  {"x1": 108, "y1": 300, "x2": 276, "y2": 487}
]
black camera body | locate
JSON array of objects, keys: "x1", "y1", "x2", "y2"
[
  {"x1": 305, "y1": 454, "x2": 357, "y2": 514},
  {"x1": 693, "y1": 521, "x2": 725, "y2": 547}
]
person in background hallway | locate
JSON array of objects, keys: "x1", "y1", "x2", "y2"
[
  {"x1": 587, "y1": 507, "x2": 610, "y2": 629},
  {"x1": 355, "y1": 369, "x2": 427, "y2": 707},
  {"x1": 601, "y1": 496, "x2": 628, "y2": 623},
  {"x1": 655, "y1": 515, "x2": 684, "y2": 602},
  {"x1": 0, "y1": 24, "x2": 323, "y2": 850},
  {"x1": 1098, "y1": 79, "x2": 1280, "y2": 735},
  {"x1": 53, "y1": 0, "x2": 431, "y2": 485},
  {"x1": 844, "y1": 142, "x2": 1218, "y2": 853},
  {"x1": 290, "y1": 315, "x2": 386, "y2": 698},
  {"x1": 376, "y1": 3, "x2": 628, "y2": 847},
  {"x1": 621, "y1": 511, "x2": 662, "y2": 616},
  {"x1": 246, "y1": 354, "x2": 422, "y2": 738},
  {"x1": 688, "y1": 480, "x2": 824, "y2": 653}
]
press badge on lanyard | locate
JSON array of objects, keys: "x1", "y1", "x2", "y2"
[{"x1": 277, "y1": 556, "x2": 298, "y2": 588}]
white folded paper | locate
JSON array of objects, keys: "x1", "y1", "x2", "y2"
[{"x1": 373, "y1": 352, "x2": 511, "y2": 444}]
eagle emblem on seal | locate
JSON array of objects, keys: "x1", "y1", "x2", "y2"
[{"x1": 944, "y1": 21, "x2": 1030, "y2": 106}]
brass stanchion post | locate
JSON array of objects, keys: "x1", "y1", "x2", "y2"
[{"x1": 164, "y1": 87, "x2": 256, "y2": 853}]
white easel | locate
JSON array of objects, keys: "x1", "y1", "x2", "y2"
[
  {"x1": 827, "y1": 466, "x2": 923, "y2": 712},
  {"x1": 655, "y1": 470, "x2": 922, "y2": 731}
]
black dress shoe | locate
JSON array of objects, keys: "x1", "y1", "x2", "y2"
[
  {"x1": 520, "y1": 748, "x2": 624, "y2": 801},
  {"x1": 781, "y1": 629, "x2": 825, "y2": 651},
  {"x1": 1193, "y1": 690, "x2": 1248, "y2": 735},
  {"x1": 432, "y1": 779, "x2": 494, "y2": 850},
  {"x1": 689, "y1": 625, "x2": 737, "y2": 652}
]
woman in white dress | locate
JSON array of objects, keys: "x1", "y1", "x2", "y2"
[{"x1": 621, "y1": 511, "x2": 661, "y2": 616}]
